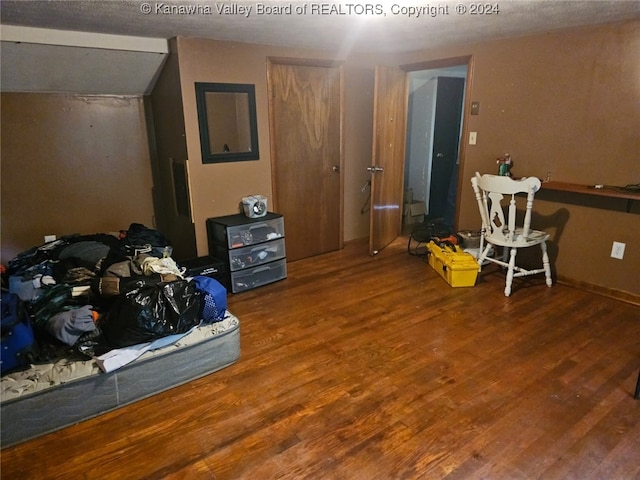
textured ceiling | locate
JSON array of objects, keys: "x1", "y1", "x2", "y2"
[
  {"x1": 1, "y1": 1, "x2": 638, "y2": 94},
  {"x1": 2, "y1": 0, "x2": 639, "y2": 54}
]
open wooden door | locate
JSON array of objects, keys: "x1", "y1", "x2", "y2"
[{"x1": 369, "y1": 65, "x2": 408, "y2": 255}]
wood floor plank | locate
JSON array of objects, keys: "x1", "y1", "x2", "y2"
[{"x1": 1, "y1": 236, "x2": 639, "y2": 479}]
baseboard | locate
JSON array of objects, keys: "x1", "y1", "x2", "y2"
[{"x1": 557, "y1": 275, "x2": 640, "y2": 307}]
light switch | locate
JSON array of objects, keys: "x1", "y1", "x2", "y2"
[{"x1": 469, "y1": 132, "x2": 477, "y2": 145}]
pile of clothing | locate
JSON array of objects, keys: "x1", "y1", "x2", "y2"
[{"x1": 2, "y1": 224, "x2": 226, "y2": 373}]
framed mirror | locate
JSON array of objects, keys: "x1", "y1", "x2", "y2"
[{"x1": 195, "y1": 82, "x2": 260, "y2": 163}]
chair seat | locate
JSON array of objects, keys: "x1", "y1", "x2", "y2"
[{"x1": 485, "y1": 228, "x2": 550, "y2": 248}]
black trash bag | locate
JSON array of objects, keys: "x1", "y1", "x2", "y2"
[{"x1": 99, "y1": 279, "x2": 202, "y2": 348}]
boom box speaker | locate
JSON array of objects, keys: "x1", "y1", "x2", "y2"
[{"x1": 242, "y1": 195, "x2": 268, "y2": 218}]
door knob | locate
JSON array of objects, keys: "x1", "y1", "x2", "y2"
[{"x1": 332, "y1": 165, "x2": 340, "y2": 172}]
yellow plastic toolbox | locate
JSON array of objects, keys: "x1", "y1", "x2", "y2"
[{"x1": 426, "y1": 241, "x2": 479, "y2": 287}]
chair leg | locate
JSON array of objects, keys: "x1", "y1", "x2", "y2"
[
  {"x1": 634, "y1": 369, "x2": 640, "y2": 400},
  {"x1": 477, "y1": 243, "x2": 492, "y2": 271},
  {"x1": 478, "y1": 232, "x2": 485, "y2": 272},
  {"x1": 504, "y1": 247, "x2": 517, "y2": 297},
  {"x1": 540, "y1": 241, "x2": 553, "y2": 287}
]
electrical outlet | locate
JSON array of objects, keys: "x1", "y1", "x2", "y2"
[
  {"x1": 44, "y1": 234, "x2": 56, "y2": 243},
  {"x1": 610, "y1": 241, "x2": 625, "y2": 260}
]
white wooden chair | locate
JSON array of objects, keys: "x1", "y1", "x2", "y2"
[{"x1": 470, "y1": 172, "x2": 553, "y2": 297}]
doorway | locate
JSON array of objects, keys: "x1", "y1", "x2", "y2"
[{"x1": 404, "y1": 65, "x2": 468, "y2": 230}]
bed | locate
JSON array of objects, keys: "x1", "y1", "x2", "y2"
[{"x1": 0, "y1": 312, "x2": 240, "y2": 448}]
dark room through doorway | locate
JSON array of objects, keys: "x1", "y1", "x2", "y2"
[{"x1": 403, "y1": 65, "x2": 467, "y2": 231}]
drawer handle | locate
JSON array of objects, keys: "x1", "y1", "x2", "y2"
[
  {"x1": 253, "y1": 266, "x2": 271, "y2": 273},
  {"x1": 248, "y1": 223, "x2": 268, "y2": 230}
]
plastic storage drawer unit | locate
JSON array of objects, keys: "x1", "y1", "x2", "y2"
[{"x1": 206, "y1": 212, "x2": 287, "y2": 293}]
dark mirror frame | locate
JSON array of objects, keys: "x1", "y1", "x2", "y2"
[{"x1": 195, "y1": 82, "x2": 260, "y2": 163}]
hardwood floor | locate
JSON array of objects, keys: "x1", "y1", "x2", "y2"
[{"x1": 2, "y1": 236, "x2": 639, "y2": 480}]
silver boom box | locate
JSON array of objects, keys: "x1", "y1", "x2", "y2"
[{"x1": 242, "y1": 195, "x2": 268, "y2": 218}]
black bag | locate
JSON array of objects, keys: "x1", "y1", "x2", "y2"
[
  {"x1": 408, "y1": 221, "x2": 451, "y2": 257},
  {"x1": 99, "y1": 279, "x2": 202, "y2": 348},
  {"x1": 1, "y1": 291, "x2": 39, "y2": 374},
  {"x1": 119, "y1": 223, "x2": 172, "y2": 258}
]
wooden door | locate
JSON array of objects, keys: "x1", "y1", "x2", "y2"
[
  {"x1": 269, "y1": 61, "x2": 343, "y2": 262},
  {"x1": 369, "y1": 66, "x2": 408, "y2": 255}
]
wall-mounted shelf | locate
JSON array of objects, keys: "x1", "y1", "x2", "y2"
[
  {"x1": 540, "y1": 181, "x2": 640, "y2": 212},
  {"x1": 541, "y1": 181, "x2": 640, "y2": 201}
]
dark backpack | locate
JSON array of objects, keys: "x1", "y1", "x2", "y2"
[{"x1": 120, "y1": 223, "x2": 172, "y2": 258}]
